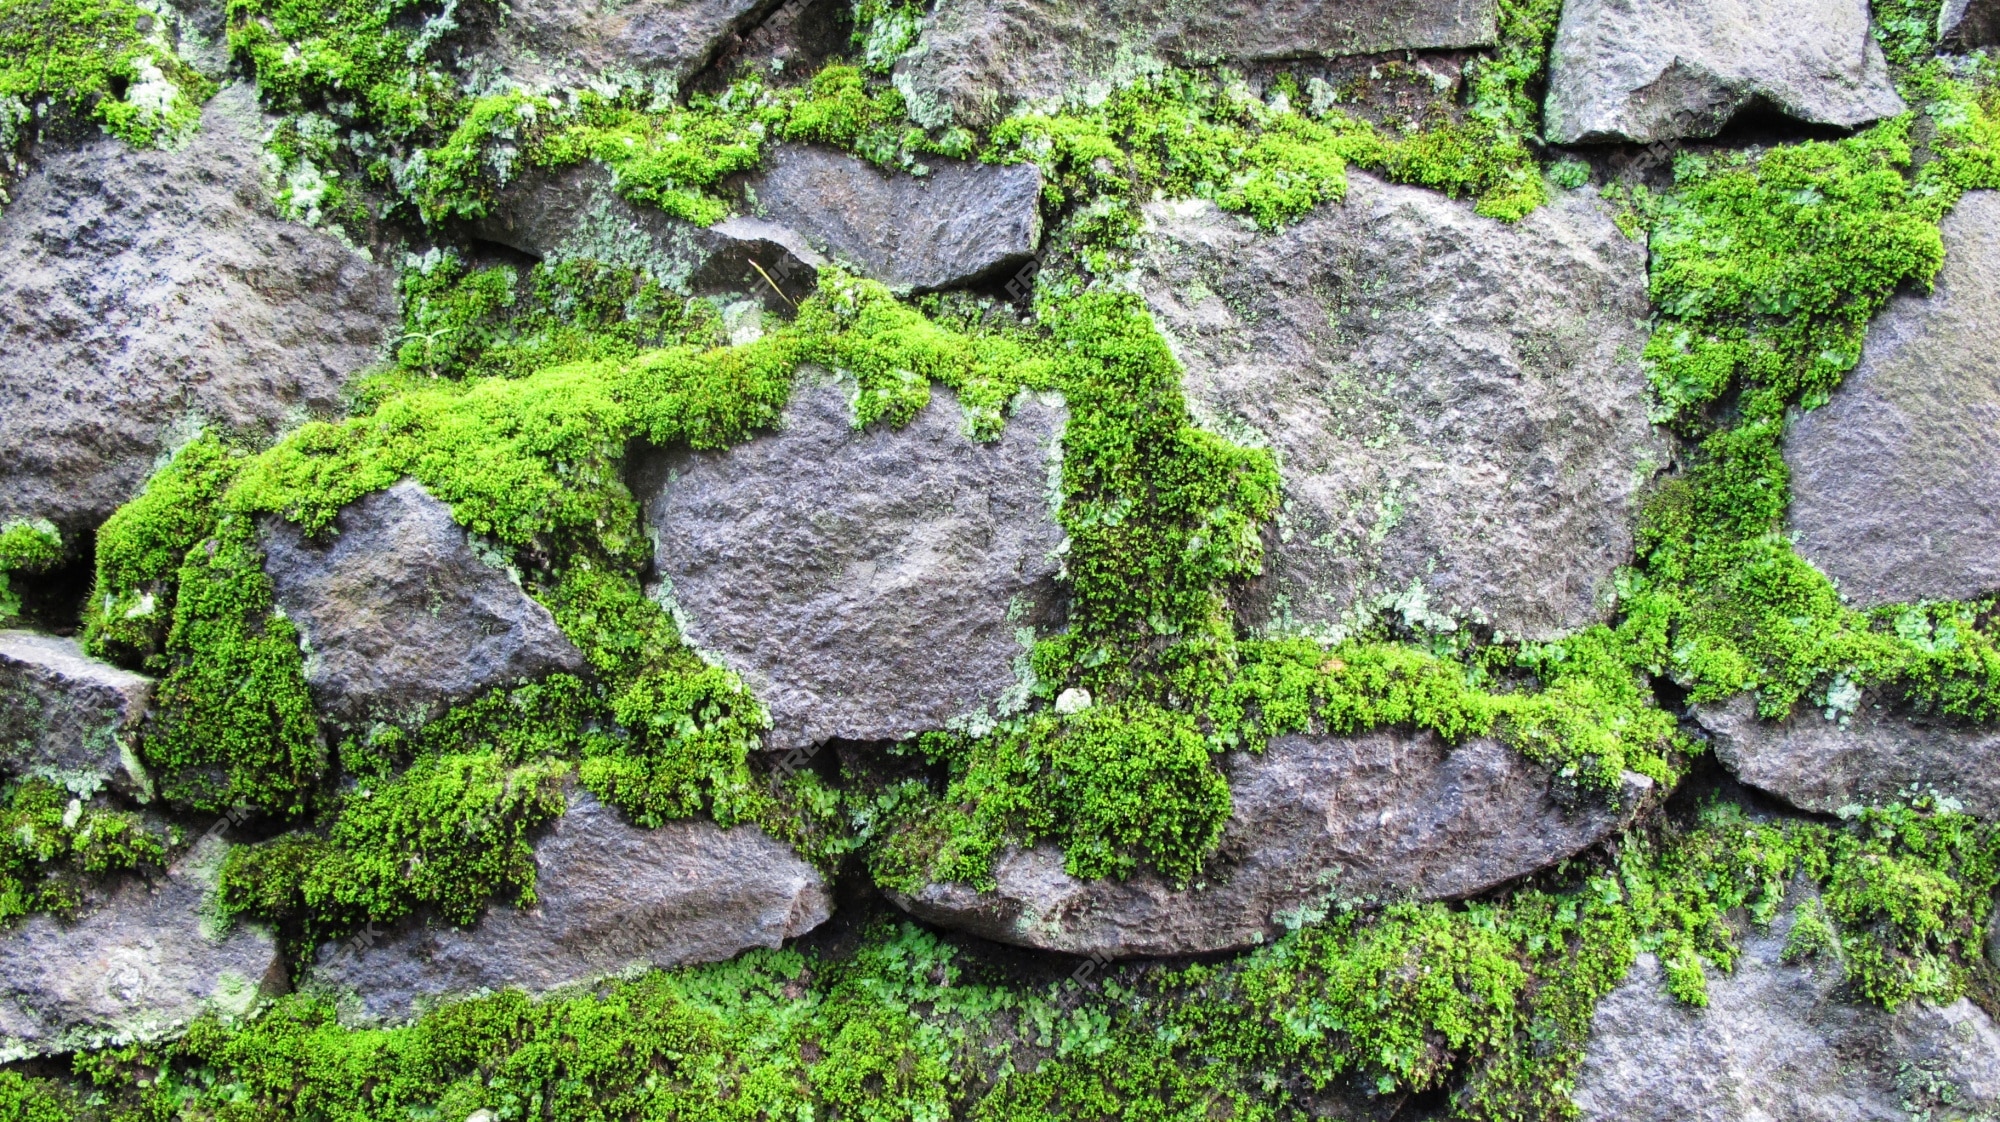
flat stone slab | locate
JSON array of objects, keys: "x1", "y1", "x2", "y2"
[
  {"x1": 0, "y1": 83, "x2": 399, "y2": 537},
  {"x1": 1787, "y1": 191, "x2": 2000, "y2": 608},
  {"x1": 893, "y1": 0, "x2": 1497, "y2": 128},
  {"x1": 472, "y1": 0, "x2": 783, "y2": 91},
  {"x1": 1697, "y1": 693, "x2": 2000, "y2": 818},
  {"x1": 890, "y1": 730, "x2": 1650, "y2": 957},
  {"x1": 260, "y1": 479, "x2": 586, "y2": 728},
  {"x1": 307, "y1": 788, "x2": 831, "y2": 1023},
  {"x1": 0, "y1": 631, "x2": 154, "y2": 799},
  {"x1": 0, "y1": 837, "x2": 282, "y2": 1061},
  {"x1": 640, "y1": 379, "x2": 1066, "y2": 751},
  {"x1": 1140, "y1": 175, "x2": 1666, "y2": 641},
  {"x1": 741, "y1": 144, "x2": 1043, "y2": 292},
  {"x1": 1545, "y1": 0, "x2": 1905, "y2": 144}
]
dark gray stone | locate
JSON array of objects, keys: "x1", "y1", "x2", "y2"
[
  {"x1": 1545, "y1": 0, "x2": 1905, "y2": 144},
  {"x1": 0, "y1": 83, "x2": 400, "y2": 538},
  {"x1": 1574, "y1": 894, "x2": 2000, "y2": 1121},
  {"x1": 259, "y1": 479, "x2": 586, "y2": 729},
  {"x1": 1697, "y1": 693, "x2": 2000, "y2": 818},
  {"x1": 471, "y1": 0, "x2": 785, "y2": 92},
  {"x1": 1787, "y1": 192, "x2": 2000, "y2": 608},
  {"x1": 307, "y1": 788, "x2": 830, "y2": 1024},
  {"x1": 0, "y1": 631, "x2": 154, "y2": 800},
  {"x1": 1942, "y1": 0, "x2": 2000, "y2": 49},
  {"x1": 742, "y1": 144, "x2": 1043, "y2": 291},
  {"x1": 0, "y1": 836, "x2": 283, "y2": 1061},
  {"x1": 1139, "y1": 175, "x2": 1667, "y2": 642},
  {"x1": 640, "y1": 378, "x2": 1066, "y2": 752},
  {"x1": 893, "y1": 0, "x2": 1498, "y2": 128},
  {"x1": 890, "y1": 730, "x2": 1651, "y2": 957}
]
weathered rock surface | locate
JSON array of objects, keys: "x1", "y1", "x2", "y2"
[
  {"x1": 1573, "y1": 897, "x2": 2000, "y2": 1121},
  {"x1": 1943, "y1": 0, "x2": 2000, "y2": 48},
  {"x1": 1787, "y1": 191, "x2": 2000, "y2": 608},
  {"x1": 1544, "y1": 0, "x2": 1905, "y2": 144},
  {"x1": 0, "y1": 837, "x2": 283, "y2": 1061},
  {"x1": 1139, "y1": 176, "x2": 1666, "y2": 642},
  {"x1": 1696, "y1": 692, "x2": 2000, "y2": 818},
  {"x1": 893, "y1": 0, "x2": 1498, "y2": 128},
  {"x1": 891, "y1": 731, "x2": 1651, "y2": 957},
  {"x1": 640, "y1": 379, "x2": 1066, "y2": 751},
  {"x1": 307, "y1": 788, "x2": 830, "y2": 1023},
  {"x1": 0, "y1": 83, "x2": 400, "y2": 538},
  {"x1": 470, "y1": 0, "x2": 784, "y2": 92},
  {"x1": 743, "y1": 145, "x2": 1043, "y2": 291},
  {"x1": 0, "y1": 632, "x2": 154, "y2": 799},
  {"x1": 259, "y1": 479, "x2": 586, "y2": 728}
]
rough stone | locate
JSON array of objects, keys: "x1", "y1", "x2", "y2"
[
  {"x1": 1573, "y1": 895, "x2": 2000, "y2": 1121},
  {"x1": 0, "y1": 631, "x2": 154, "y2": 800},
  {"x1": 468, "y1": 0, "x2": 785, "y2": 92},
  {"x1": 890, "y1": 730, "x2": 1651, "y2": 957},
  {"x1": 892, "y1": 0, "x2": 1498, "y2": 128},
  {"x1": 259, "y1": 479, "x2": 587, "y2": 728},
  {"x1": 741, "y1": 144, "x2": 1043, "y2": 291},
  {"x1": 1544, "y1": 0, "x2": 1906, "y2": 144},
  {"x1": 1138, "y1": 175, "x2": 1666, "y2": 642},
  {"x1": 307, "y1": 787, "x2": 831, "y2": 1023},
  {"x1": 0, "y1": 83, "x2": 400, "y2": 538},
  {"x1": 1696, "y1": 692, "x2": 2000, "y2": 818},
  {"x1": 1942, "y1": 0, "x2": 2000, "y2": 49},
  {"x1": 0, "y1": 837, "x2": 284, "y2": 1061},
  {"x1": 640, "y1": 378, "x2": 1066, "y2": 752},
  {"x1": 1787, "y1": 191, "x2": 2000, "y2": 608}
]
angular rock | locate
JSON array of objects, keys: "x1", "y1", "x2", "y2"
[
  {"x1": 259, "y1": 479, "x2": 586, "y2": 728},
  {"x1": 470, "y1": 0, "x2": 784, "y2": 92},
  {"x1": 893, "y1": 0, "x2": 1498, "y2": 128},
  {"x1": 890, "y1": 731, "x2": 1651, "y2": 957},
  {"x1": 1942, "y1": 0, "x2": 2000, "y2": 48},
  {"x1": 307, "y1": 788, "x2": 830, "y2": 1023},
  {"x1": 1696, "y1": 693, "x2": 2000, "y2": 818},
  {"x1": 475, "y1": 162, "x2": 825, "y2": 307},
  {"x1": 1139, "y1": 176, "x2": 1667, "y2": 642},
  {"x1": 1573, "y1": 896, "x2": 2000, "y2": 1121},
  {"x1": 0, "y1": 83, "x2": 400, "y2": 538},
  {"x1": 742, "y1": 144, "x2": 1043, "y2": 291},
  {"x1": 1544, "y1": 0, "x2": 1905, "y2": 144},
  {"x1": 1787, "y1": 191, "x2": 2000, "y2": 608},
  {"x1": 0, "y1": 837, "x2": 283, "y2": 1061},
  {"x1": 0, "y1": 631, "x2": 154, "y2": 799},
  {"x1": 640, "y1": 379, "x2": 1066, "y2": 751}
]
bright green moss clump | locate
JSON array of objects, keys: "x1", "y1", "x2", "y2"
[
  {"x1": 0, "y1": 0, "x2": 212, "y2": 151},
  {"x1": 0, "y1": 778, "x2": 166, "y2": 924},
  {"x1": 0, "y1": 519, "x2": 61, "y2": 623}
]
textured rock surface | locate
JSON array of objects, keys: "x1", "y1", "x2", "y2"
[
  {"x1": 1545, "y1": 0, "x2": 1905, "y2": 144},
  {"x1": 641, "y1": 379, "x2": 1066, "y2": 751},
  {"x1": 1139, "y1": 176, "x2": 1666, "y2": 642},
  {"x1": 742, "y1": 145, "x2": 1043, "y2": 291},
  {"x1": 894, "y1": 0, "x2": 1497, "y2": 128},
  {"x1": 0, "y1": 632, "x2": 154, "y2": 799},
  {"x1": 470, "y1": 0, "x2": 784, "y2": 92},
  {"x1": 308, "y1": 788, "x2": 831, "y2": 1023},
  {"x1": 260, "y1": 480, "x2": 586, "y2": 728},
  {"x1": 1787, "y1": 191, "x2": 2000, "y2": 608},
  {"x1": 1696, "y1": 692, "x2": 2000, "y2": 818},
  {"x1": 891, "y1": 731, "x2": 1650, "y2": 957},
  {"x1": 0, "y1": 83, "x2": 400, "y2": 537},
  {"x1": 1943, "y1": 0, "x2": 2000, "y2": 48},
  {"x1": 0, "y1": 837, "x2": 283, "y2": 1061},
  {"x1": 1573, "y1": 897, "x2": 2000, "y2": 1121}
]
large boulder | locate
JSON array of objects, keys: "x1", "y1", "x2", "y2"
[
  {"x1": 1573, "y1": 894, "x2": 2000, "y2": 1121},
  {"x1": 890, "y1": 731, "x2": 1651, "y2": 957},
  {"x1": 639, "y1": 379, "x2": 1066, "y2": 751},
  {"x1": 742, "y1": 145, "x2": 1043, "y2": 291},
  {"x1": 259, "y1": 479, "x2": 587, "y2": 729},
  {"x1": 469, "y1": 0, "x2": 785, "y2": 92},
  {"x1": 892, "y1": 0, "x2": 1498, "y2": 128},
  {"x1": 1696, "y1": 693, "x2": 2000, "y2": 818},
  {"x1": 0, "y1": 83, "x2": 400, "y2": 539},
  {"x1": 0, "y1": 632, "x2": 154, "y2": 800},
  {"x1": 1787, "y1": 191, "x2": 2000, "y2": 608},
  {"x1": 1139, "y1": 175, "x2": 1666, "y2": 642},
  {"x1": 1544, "y1": 0, "x2": 1905, "y2": 144},
  {"x1": 1942, "y1": 0, "x2": 2000, "y2": 49},
  {"x1": 306, "y1": 788, "x2": 831, "y2": 1023},
  {"x1": 0, "y1": 837, "x2": 283, "y2": 1061}
]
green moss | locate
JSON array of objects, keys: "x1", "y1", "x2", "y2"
[
  {"x1": 0, "y1": 519, "x2": 60, "y2": 624},
  {"x1": 0, "y1": 778, "x2": 167, "y2": 925},
  {"x1": 0, "y1": 0, "x2": 213, "y2": 151}
]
